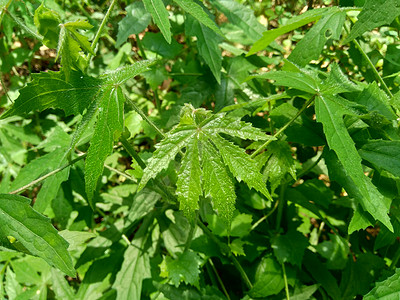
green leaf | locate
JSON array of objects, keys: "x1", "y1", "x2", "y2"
[
  {"x1": 113, "y1": 219, "x2": 153, "y2": 300},
  {"x1": 174, "y1": 0, "x2": 223, "y2": 36},
  {"x1": 359, "y1": 140, "x2": 400, "y2": 177},
  {"x1": 210, "y1": 133, "x2": 272, "y2": 201},
  {"x1": 142, "y1": 0, "x2": 171, "y2": 43},
  {"x1": 344, "y1": 0, "x2": 400, "y2": 44},
  {"x1": 271, "y1": 230, "x2": 308, "y2": 267},
  {"x1": 202, "y1": 141, "x2": 236, "y2": 223},
  {"x1": 34, "y1": 3, "x2": 61, "y2": 48},
  {"x1": 116, "y1": 2, "x2": 151, "y2": 47},
  {"x1": 51, "y1": 269, "x2": 75, "y2": 300},
  {"x1": 141, "y1": 33, "x2": 183, "y2": 58},
  {"x1": 161, "y1": 251, "x2": 202, "y2": 287},
  {"x1": 185, "y1": 15, "x2": 222, "y2": 83},
  {"x1": 355, "y1": 82, "x2": 397, "y2": 120},
  {"x1": 364, "y1": 268, "x2": 400, "y2": 299},
  {"x1": 176, "y1": 138, "x2": 202, "y2": 220},
  {"x1": 203, "y1": 114, "x2": 268, "y2": 141},
  {"x1": 249, "y1": 256, "x2": 284, "y2": 298},
  {"x1": 138, "y1": 128, "x2": 196, "y2": 190},
  {"x1": 316, "y1": 234, "x2": 350, "y2": 270},
  {"x1": 315, "y1": 94, "x2": 393, "y2": 232},
  {"x1": 100, "y1": 60, "x2": 155, "y2": 85},
  {"x1": 247, "y1": 7, "x2": 331, "y2": 55},
  {"x1": 210, "y1": 0, "x2": 266, "y2": 42},
  {"x1": 261, "y1": 141, "x2": 296, "y2": 193},
  {"x1": 85, "y1": 87, "x2": 124, "y2": 206},
  {"x1": 288, "y1": 9, "x2": 346, "y2": 67},
  {"x1": 0, "y1": 194, "x2": 75, "y2": 277},
  {"x1": 254, "y1": 71, "x2": 318, "y2": 94},
  {"x1": 0, "y1": 71, "x2": 102, "y2": 119}
]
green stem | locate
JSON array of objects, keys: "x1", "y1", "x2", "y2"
[
  {"x1": 282, "y1": 263, "x2": 290, "y2": 300},
  {"x1": 0, "y1": 0, "x2": 13, "y2": 26},
  {"x1": 0, "y1": 74, "x2": 12, "y2": 103},
  {"x1": 390, "y1": 245, "x2": 400, "y2": 270},
  {"x1": 275, "y1": 183, "x2": 287, "y2": 232},
  {"x1": 9, "y1": 153, "x2": 87, "y2": 195},
  {"x1": 87, "y1": 0, "x2": 118, "y2": 62},
  {"x1": 208, "y1": 258, "x2": 231, "y2": 300},
  {"x1": 136, "y1": 35, "x2": 147, "y2": 59},
  {"x1": 125, "y1": 96, "x2": 165, "y2": 138},
  {"x1": 352, "y1": 38, "x2": 392, "y2": 97},
  {"x1": 197, "y1": 220, "x2": 253, "y2": 290},
  {"x1": 251, "y1": 96, "x2": 315, "y2": 158},
  {"x1": 103, "y1": 164, "x2": 137, "y2": 183},
  {"x1": 120, "y1": 136, "x2": 177, "y2": 204},
  {"x1": 251, "y1": 199, "x2": 280, "y2": 231},
  {"x1": 6, "y1": 9, "x2": 43, "y2": 41}
]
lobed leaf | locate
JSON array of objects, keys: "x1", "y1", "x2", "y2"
[
  {"x1": 364, "y1": 268, "x2": 400, "y2": 299},
  {"x1": 315, "y1": 94, "x2": 392, "y2": 231},
  {"x1": 203, "y1": 114, "x2": 268, "y2": 140},
  {"x1": 0, "y1": 194, "x2": 75, "y2": 277},
  {"x1": 85, "y1": 87, "x2": 124, "y2": 206},
  {"x1": 176, "y1": 138, "x2": 202, "y2": 221},
  {"x1": 344, "y1": 0, "x2": 400, "y2": 44},
  {"x1": 202, "y1": 140, "x2": 236, "y2": 223},
  {"x1": 142, "y1": 0, "x2": 171, "y2": 43},
  {"x1": 138, "y1": 128, "x2": 196, "y2": 190},
  {"x1": 0, "y1": 71, "x2": 102, "y2": 119},
  {"x1": 210, "y1": 133, "x2": 272, "y2": 201}
]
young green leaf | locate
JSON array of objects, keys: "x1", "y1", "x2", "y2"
[
  {"x1": 0, "y1": 194, "x2": 75, "y2": 277},
  {"x1": 34, "y1": 3, "x2": 61, "y2": 48},
  {"x1": 139, "y1": 104, "x2": 271, "y2": 223},
  {"x1": 116, "y1": 2, "x2": 151, "y2": 48},
  {"x1": 344, "y1": 0, "x2": 400, "y2": 44},
  {"x1": 288, "y1": 9, "x2": 346, "y2": 67},
  {"x1": 185, "y1": 15, "x2": 222, "y2": 83},
  {"x1": 174, "y1": 0, "x2": 223, "y2": 37},
  {"x1": 142, "y1": 0, "x2": 171, "y2": 43},
  {"x1": 315, "y1": 94, "x2": 393, "y2": 231},
  {"x1": 160, "y1": 251, "x2": 202, "y2": 287},
  {"x1": 176, "y1": 138, "x2": 202, "y2": 220}
]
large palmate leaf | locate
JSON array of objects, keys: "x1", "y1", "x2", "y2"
[
  {"x1": 261, "y1": 64, "x2": 393, "y2": 232},
  {"x1": 1, "y1": 61, "x2": 154, "y2": 208},
  {"x1": 139, "y1": 104, "x2": 271, "y2": 223},
  {"x1": 0, "y1": 194, "x2": 75, "y2": 277},
  {"x1": 142, "y1": 0, "x2": 171, "y2": 43},
  {"x1": 344, "y1": 0, "x2": 400, "y2": 44}
]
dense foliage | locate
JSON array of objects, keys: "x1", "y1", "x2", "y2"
[{"x1": 1, "y1": 0, "x2": 400, "y2": 299}]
